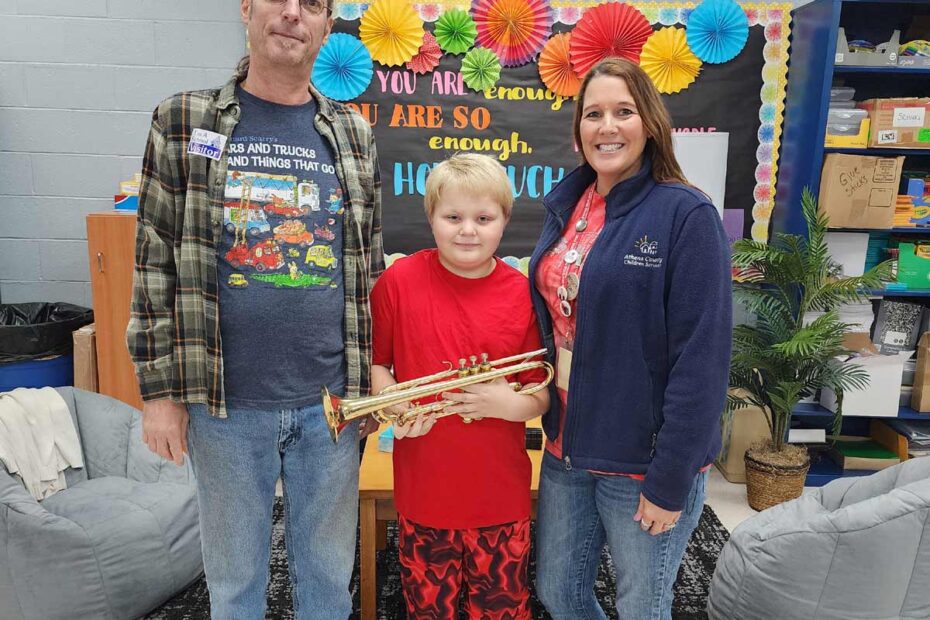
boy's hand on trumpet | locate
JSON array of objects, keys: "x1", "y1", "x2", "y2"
[
  {"x1": 443, "y1": 377, "x2": 549, "y2": 423},
  {"x1": 393, "y1": 411, "x2": 438, "y2": 439}
]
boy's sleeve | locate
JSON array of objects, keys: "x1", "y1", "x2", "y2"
[{"x1": 371, "y1": 265, "x2": 395, "y2": 368}]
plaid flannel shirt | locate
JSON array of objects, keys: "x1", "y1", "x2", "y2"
[{"x1": 127, "y1": 60, "x2": 384, "y2": 418}]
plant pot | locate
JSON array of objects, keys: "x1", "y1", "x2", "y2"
[{"x1": 744, "y1": 451, "x2": 811, "y2": 511}]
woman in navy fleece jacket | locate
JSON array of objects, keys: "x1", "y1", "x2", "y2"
[{"x1": 529, "y1": 58, "x2": 732, "y2": 619}]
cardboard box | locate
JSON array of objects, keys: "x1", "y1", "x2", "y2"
[
  {"x1": 73, "y1": 323, "x2": 98, "y2": 392},
  {"x1": 897, "y1": 242, "x2": 930, "y2": 289},
  {"x1": 861, "y1": 98, "x2": 930, "y2": 148},
  {"x1": 818, "y1": 154, "x2": 904, "y2": 229},
  {"x1": 716, "y1": 396, "x2": 771, "y2": 483},
  {"x1": 821, "y1": 349, "x2": 912, "y2": 417},
  {"x1": 910, "y1": 332, "x2": 930, "y2": 412}
]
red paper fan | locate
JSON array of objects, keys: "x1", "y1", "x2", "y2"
[
  {"x1": 569, "y1": 2, "x2": 653, "y2": 77},
  {"x1": 471, "y1": 0, "x2": 553, "y2": 67},
  {"x1": 406, "y1": 31, "x2": 442, "y2": 73},
  {"x1": 538, "y1": 32, "x2": 581, "y2": 97}
]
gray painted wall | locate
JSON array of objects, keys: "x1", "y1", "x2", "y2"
[
  {"x1": 0, "y1": 0, "x2": 243, "y2": 306},
  {"x1": 0, "y1": 0, "x2": 806, "y2": 307}
]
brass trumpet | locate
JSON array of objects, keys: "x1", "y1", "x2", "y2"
[{"x1": 322, "y1": 349, "x2": 553, "y2": 443}]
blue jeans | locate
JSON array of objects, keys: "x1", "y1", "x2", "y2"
[
  {"x1": 187, "y1": 403, "x2": 360, "y2": 620},
  {"x1": 535, "y1": 451, "x2": 707, "y2": 620}
]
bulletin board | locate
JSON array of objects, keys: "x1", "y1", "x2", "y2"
[{"x1": 323, "y1": 0, "x2": 792, "y2": 261}]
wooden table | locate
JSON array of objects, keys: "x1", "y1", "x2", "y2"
[{"x1": 357, "y1": 419, "x2": 544, "y2": 620}]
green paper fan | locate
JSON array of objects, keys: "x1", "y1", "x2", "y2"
[
  {"x1": 435, "y1": 9, "x2": 477, "y2": 54},
  {"x1": 461, "y1": 47, "x2": 501, "y2": 91}
]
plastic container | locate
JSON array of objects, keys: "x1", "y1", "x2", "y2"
[
  {"x1": 827, "y1": 107, "x2": 867, "y2": 125},
  {"x1": 826, "y1": 108, "x2": 868, "y2": 135},
  {"x1": 0, "y1": 355, "x2": 73, "y2": 392},
  {"x1": 826, "y1": 123, "x2": 864, "y2": 136},
  {"x1": 829, "y1": 100, "x2": 858, "y2": 109},
  {"x1": 830, "y1": 86, "x2": 856, "y2": 101}
]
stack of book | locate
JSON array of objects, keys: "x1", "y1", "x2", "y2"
[{"x1": 829, "y1": 438, "x2": 901, "y2": 471}]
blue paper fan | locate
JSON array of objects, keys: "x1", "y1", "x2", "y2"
[
  {"x1": 686, "y1": 0, "x2": 749, "y2": 64},
  {"x1": 312, "y1": 33, "x2": 373, "y2": 101}
]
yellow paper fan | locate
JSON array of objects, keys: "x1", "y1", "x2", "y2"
[
  {"x1": 359, "y1": 0, "x2": 425, "y2": 67},
  {"x1": 640, "y1": 27, "x2": 702, "y2": 94}
]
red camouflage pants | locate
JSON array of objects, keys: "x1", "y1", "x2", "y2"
[{"x1": 398, "y1": 514, "x2": 532, "y2": 620}]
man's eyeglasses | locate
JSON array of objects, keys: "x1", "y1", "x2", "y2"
[{"x1": 266, "y1": 0, "x2": 330, "y2": 16}]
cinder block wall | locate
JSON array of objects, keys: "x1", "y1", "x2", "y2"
[
  {"x1": 0, "y1": 0, "x2": 243, "y2": 306},
  {"x1": 0, "y1": 0, "x2": 808, "y2": 307}
]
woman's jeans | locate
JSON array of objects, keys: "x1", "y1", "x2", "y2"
[
  {"x1": 535, "y1": 451, "x2": 707, "y2": 620},
  {"x1": 187, "y1": 403, "x2": 360, "y2": 620}
]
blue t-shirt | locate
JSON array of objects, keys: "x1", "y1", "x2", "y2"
[{"x1": 217, "y1": 86, "x2": 346, "y2": 409}]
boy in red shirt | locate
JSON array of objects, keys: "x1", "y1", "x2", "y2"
[{"x1": 371, "y1": 153, "x2": 549, "y2": 619}]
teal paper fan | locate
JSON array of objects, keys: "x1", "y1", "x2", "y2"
[
  {"x1": 686, "y1": 0, "x2": 749, "y2": 64},
  {"x1": 312, "y1": 33, "x2": 374, "y2": 101}
]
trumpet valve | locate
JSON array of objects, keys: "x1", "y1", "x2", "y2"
[
  {"x1": 458, "y1": 358, "x2": 469, "y2": 377},
  {"x1": 468, "y1": 355, "x2": 479, "y2": 375},
  {"x1": 479, "y1": 353, "x2": 491, "y2": 373}
]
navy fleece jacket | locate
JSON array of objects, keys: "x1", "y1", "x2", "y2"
[{"x1": 529, "y1": 159, "x2": 732, "y2": 512}]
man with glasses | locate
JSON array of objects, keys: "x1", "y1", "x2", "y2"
[{"x1": 127, "y1": 0, "x2": 383, "y2": 617}]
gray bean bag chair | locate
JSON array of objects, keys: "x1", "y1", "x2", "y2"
[
  {"x1": 0, "y1": 387, "x2": 202, "y2": 620},
  {"x1": 708, "y1": 457, "x2": 930, "y2": 619}
]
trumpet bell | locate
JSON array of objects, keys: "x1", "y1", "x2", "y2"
[{"x1": 321, "y1": 386, "x2": 344, "y2": 444}]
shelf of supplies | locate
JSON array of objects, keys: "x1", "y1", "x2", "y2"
[
  {"x1": 870, "y1": 289, "x2": 930, "y2": 298},
  {"x1": 828, "y1": 227, "x2": 930, "y2": 234},
  {"x1": 823, "y1": 147, "x2": 930, "y2": 156},
  {"x1": 805, "y1": 458, "x2": 874, "y2": 487},
  {"x1": 793, "y1": 402, "x2": 929, "y2": 420},
  {"x1": 833, "y1": 65, "x2": 930, "y2": 75}
]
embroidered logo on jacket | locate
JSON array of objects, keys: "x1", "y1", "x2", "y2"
[{"x1": 624, "y1": 235, "x2": 663, "y2": 269}]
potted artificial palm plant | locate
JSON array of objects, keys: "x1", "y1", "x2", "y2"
[{"x1": 728, "y1": 188, "x2": 891, "y2": 511}]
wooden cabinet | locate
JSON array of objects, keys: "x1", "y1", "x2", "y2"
[{"x1": 86, "y1": 212, "x2": 143, "y2": 410}]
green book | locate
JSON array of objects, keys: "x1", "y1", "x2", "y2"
[{"x1": 830, "y1": 439, "x2": 901, "y2": 471}]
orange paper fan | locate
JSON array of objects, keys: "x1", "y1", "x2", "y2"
[
  {"x1": 471, "y1": 0, "x2": 553, "y2": 67},
  {"x1": 569, "y1": 2, "x2": 653, "y2": 77},
  {"x1": 406, "y1": 31, "x2": 442, "y2": 73},
  {"x1": 538, "y1": 32, "x2": 581, "y2": 97}
]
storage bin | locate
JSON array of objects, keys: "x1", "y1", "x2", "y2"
[{"x1": 830, "y1": 86, "x2": 856, "y2": 101}]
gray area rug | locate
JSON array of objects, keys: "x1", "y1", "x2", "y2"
[{"x1": 147, "y1": 498, "x2": 729, "y2": 619}]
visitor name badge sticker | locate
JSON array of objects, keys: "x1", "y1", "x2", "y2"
[{"x1": 187, "y1": 129, "x2": 227, "y2": 161}]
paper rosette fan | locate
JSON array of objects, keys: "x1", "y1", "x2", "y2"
[
  {"x1": 312, "y1": 33, "x2": 374, "y2": 101},
  {"x1": 686, "y1": 0, "x2": 749, "y2": 64},
  {"x1": 538, "y1": 32, "x2": 581, "y2": 97},
  {"x1": 460, "y1": 47, "x2": 502, "y2": 91},
  {"x1": 359, "y1": 0, "x2": 425, "y2": 67},
  {"x1": 639, "y1": 27, "x2": 701, "y2": 94},
  {"x1": 569, "y1": 2, "x2": 653, "y2": 77},
  {"x1": 434, "y1": 9, "x2": 478, "y2": 54},
  {"x1": 406, "y1": 31, "x2": 442, "y2": 73},
  {"x1": 471, "y1": 0, "x2": 553, "y2": 67}
]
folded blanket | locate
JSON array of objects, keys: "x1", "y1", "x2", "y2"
[{"x1": 0, "y1": 387, "x2": 83, "y2": 500}]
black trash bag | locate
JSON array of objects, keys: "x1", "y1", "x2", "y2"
[{"x1": 0, "y1": 302, "x2": 94, "y2": 364}]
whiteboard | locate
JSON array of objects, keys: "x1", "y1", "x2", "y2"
[{"x1": 672, "y1": 132, "x2": 729, "y2": 218}]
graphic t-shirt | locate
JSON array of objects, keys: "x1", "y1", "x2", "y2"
[
  {"x1": 218, "y1": 86, "x2": 346, "y2": 409},
  {"x1": 371, "y1": 250, "x2": 546, "y2": 529}
]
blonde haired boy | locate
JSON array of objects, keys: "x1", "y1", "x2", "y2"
[{"x1": 371, "y1": 153, "x2": 548, "y2": 619}]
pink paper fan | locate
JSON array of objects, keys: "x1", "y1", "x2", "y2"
[
  {"x1": 471, "y1": 0, "x2": 553, "y2": 67},
  {"x1": 406, "y1": 31, "x2": 442, "y2": 73},
  {"x1": 569, "y1": 2, "x2": 653, "y2": 77}
]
